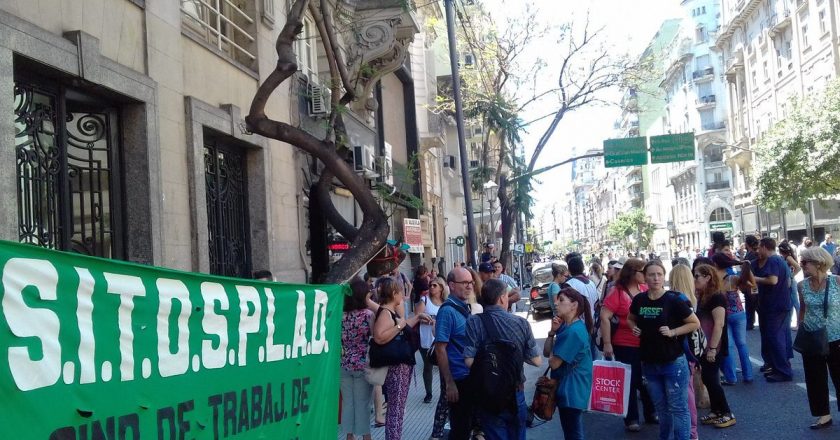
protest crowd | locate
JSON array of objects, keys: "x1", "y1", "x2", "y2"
[{"x1": 337, "y1": 233, "x2": 840, "y2": 440}]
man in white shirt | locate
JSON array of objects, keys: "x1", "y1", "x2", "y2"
[{"x1": 564, "y1": 256, "x2": 599, "y2": 320}]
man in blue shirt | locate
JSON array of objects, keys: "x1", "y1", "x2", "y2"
[
  {"x1": 464, "y1": 279, "x2": 542, "y2": 440},
  {"x1": 821, "y1": 234, "x2": 837, "y2": 256},
  {"x1": 435, "y1": 266, "x2": 474, "y2": 440},
  {"x1": 751, "y1": 237, "x2": 793, "y2": 381}
]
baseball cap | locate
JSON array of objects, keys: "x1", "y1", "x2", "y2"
[
  {"x1": 612, "y1": 257, "x2": 628, "y2": 270},
  {"x1": 478, "y1": 262, "x2": 495, "y2": 273}
]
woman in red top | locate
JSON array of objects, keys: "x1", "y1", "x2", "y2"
[{"x1": 600, "y1": 258, "x2": 656, "y2": 431}]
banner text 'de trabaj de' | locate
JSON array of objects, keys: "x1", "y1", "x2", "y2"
[{"x1": 0, "y1": 240, "x2": 345, "y2": 439}]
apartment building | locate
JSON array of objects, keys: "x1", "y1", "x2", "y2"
[
  {"x1": 2, "y1": 0, "x2": 431, "y2": 282},
  {"x1": 716, "y1": 0, "x2": 840, "y2": 241}
]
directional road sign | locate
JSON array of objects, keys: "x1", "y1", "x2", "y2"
[
  {"x1": 650, "y1": 132, "x2": 695, "y2": 164},
  {"x1": 604, "y1": 137, "x2": 648, "y2": 168}
]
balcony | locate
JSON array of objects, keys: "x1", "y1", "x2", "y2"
[
  {"x1": 701, "y1": 120, "x2": 726, "y2": 131},
  {"x1": 706, "y1": 180, "x2": 731, "y2": 191},
  {"x1": 696, "y1": 95, "x2": 717, "y2": 109},
  {"x1": 693, "y1": 67, "x2": 715, "y2": 82}
]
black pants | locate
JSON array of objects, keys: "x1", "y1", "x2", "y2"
[
  {"x1": 802, "y1": 339, "x2": 840, "y2": 416},
  {"x1": 701, "y1": 355, "x2": 731, "y2": 415},
  {"x1": 448, "y1": 377, "x2": 475, "y2": 440},
  {"x1": 744, "y1": 290, "x2": 758, "y2": 329},
  {"x1": 419, "y1": 347, "x2": 434, "y2": 397},
  {"x1": 613, "y1": 345, "x2": 656, "y2": 424}
]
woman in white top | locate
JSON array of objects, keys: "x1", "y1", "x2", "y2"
[{"x1": 415, "y1": 276, "x2": 448, "y2": 403}]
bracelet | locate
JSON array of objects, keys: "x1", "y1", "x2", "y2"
[{"x1": 547, "y1": 332, "x2": 556, "y2": 338}]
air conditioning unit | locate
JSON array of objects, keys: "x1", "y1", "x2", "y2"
[
  {"x1": 443, "y1": 155, "x2": 456, "y2": 168},
  {"x1": 377, "y1": 142, "x2": 394, "y2": 186},
  {"x1": 307, "y1": 77, "x2": 331, "y2": 117},
  {"x1": 353, "y1": 144, "x2": 379, "y2": 179}
]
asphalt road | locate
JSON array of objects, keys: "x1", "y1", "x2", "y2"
[{"x1": 522, "y1": 311, "x2": 839, "y2": 440}]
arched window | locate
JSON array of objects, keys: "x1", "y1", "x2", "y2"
[{"x1": 709, "y1": 207, "x2": 733, "y2": 222}]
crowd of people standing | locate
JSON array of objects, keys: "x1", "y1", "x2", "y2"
[{"x1": 336, "y1": 232, "x2": 840, "y2": 440}]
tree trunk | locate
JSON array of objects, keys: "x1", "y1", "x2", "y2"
[
  {"x1": 497, "y1": 176, "x2": 516, "y2": 275},
  {"x1": 246, "y1": 0, "x2": 389, "y2": 284}
]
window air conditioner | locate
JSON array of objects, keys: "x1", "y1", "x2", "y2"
[
  {"x1": 377, "y1": 142, "x2": 394, "y2": 186},
  {"x1": 307, "y1": 78, "x2": 331, "y2": 117},
  {"x1": 353, "y1": 144, "x2": 379, "y2": 179}
]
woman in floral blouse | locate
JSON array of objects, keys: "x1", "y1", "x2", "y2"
[{"x1": 341, "y1": 278, "x2": 375, "y2": 440}]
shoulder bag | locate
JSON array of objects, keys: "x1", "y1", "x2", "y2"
[
  {"x1": 368, "y1": 308, "x2": 416, "y2": 367},
  {"x1": 527, "y1": 367, "x2": 558, "y2": 426},
  {"x1": 793, "y1": 277, "x2": 831, "y2": 357}
]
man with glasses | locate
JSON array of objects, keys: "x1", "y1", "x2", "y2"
[
  {"x1": 435, "y1": 267, "x2": 475, "y2": 439},
  {"x1": 751, "y1": 237, "x2": 794, "y2": 382}
]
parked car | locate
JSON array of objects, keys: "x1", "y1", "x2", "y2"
[{"x1": 528, "y1": 264, "x2": 555, "y2": 318}]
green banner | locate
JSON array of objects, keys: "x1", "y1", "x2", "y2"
[{"x1": 0, "y1": 240, "x2": 346, "y2": 439}]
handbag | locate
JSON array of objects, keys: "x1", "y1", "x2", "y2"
[
  {"x1": 527, "y1": 367, "x2": 558, "y2": 425},
  {"x1": 793, "y1": 277, "x2": 831, "y2": 356},
  {"x1": 364, "y1": 366, "x2": 388, "y2": 386},
  {"x1": 589, "y1": 360, "x2": 632, "y2": 417},
  {"x1": 368, "y1": 308, "x2": 416, "y2": 367}
]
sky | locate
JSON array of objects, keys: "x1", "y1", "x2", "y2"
[{"x1": 479, "y1": 0, "x2": 685, "y2": 224}]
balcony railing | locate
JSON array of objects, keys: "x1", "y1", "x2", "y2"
[
  {"x1": 706, "y1": 180, "x2": 731, "y2": 190},
  {"x1": 693, "y1": 67, "x2": 714, "y2": 81},
  {"x1": 696, "y1": 95, "x2": 717, "y2": 108},
  {"x1": 701, "y1": 120, "x2": 726, "y2": 131}
]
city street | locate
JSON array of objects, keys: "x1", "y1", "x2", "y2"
[{"x1": 343, "y1": 302, "x2": 839, "y2": 439}]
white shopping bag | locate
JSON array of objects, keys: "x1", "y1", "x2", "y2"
[{"x1": 588, "y1": 359, "x2": 632, "y2": 417}]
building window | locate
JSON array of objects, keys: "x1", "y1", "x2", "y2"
[
  {"x1": 204, "y1": 134, "x2": 252, "y2": 278},
  {"x1": 696, "y1": 26, "x2": 707, "y2": 43},
  {"x1": 802, "y1": 23, "x2": 809, "y2": 48},
  {"x1": 295, "y1": 14, "x2": 319, "y2": 81},
  {"x1": 14, "y1": 80, "x2": 124, "y2": 258},
  {"x1": 181, "y1": 0, "x2": 257, "y2": 68},
  {"x1": 709, "y1": 207, "x2": 733, "y2": 222},
  {"x1": 819, "y1": 10, "x2": 827, "y2": 34}
]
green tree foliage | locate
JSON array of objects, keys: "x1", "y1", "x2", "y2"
[
  {"x1": 754, "y1": 78, "x2": 840, "y2": 210},
  {"x1": 607, "y1": 208, "x2": 655, "y2": 250}
]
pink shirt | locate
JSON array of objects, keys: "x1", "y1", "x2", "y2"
[{"x1": 602, "y1": 284, "x2": 648, "y2": 348}]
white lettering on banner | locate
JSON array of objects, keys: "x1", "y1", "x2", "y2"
[
  {"x1": 310, "y1": 290, "x2": 329, "y2": 355},
  {"x1": 2, "y1": 258, "x2": 61, "y2": 391},
  {"x1": 105, "y1": 273, "x2": 146, "y2": 382},
  {"x1": 292, "y1": 291, "x2": 308, "y2": 358},
  {"x1": 236, "y1": 285, "x2": 262, "y2": 366},
  {"x1": 264, "y1": 287, "x2": 285, "y2": 362},
  {"x1": 0, "y1": 258, "x2": 332, "y2": 392},
  {"x1": 157, "y1": 278, "x2": 191, "y2": 377},
  {"x1": 201, "y1": 282, "x2": 230, "y2": 369},
  {"x1": 75, "y1": 268, "x2": 96, "y2": 384}
]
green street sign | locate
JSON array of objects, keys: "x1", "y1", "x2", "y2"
[
  {"x1": 454, "y1": 236, "x2": 465, "y2": 247},
  {"x1": 604, "y1": 137, "x2": 648, "y2": 168},
  {"x1": 709, "y1": 221, "x2": 734, "y2": 231},
  {"x1": 650, "y1": 132, "x2": 695, "y2": 164}
]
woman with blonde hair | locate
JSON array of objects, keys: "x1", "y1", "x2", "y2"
[
  {"x1": 466, "y1": 268, "x2": 485, "y2": 314},
  {"x1": 669, "y1": 263, "x2": 701, "y2": 439},
  {"x1": 415, "y1": 276, "x2": 449, "y2": 403},
  {"x1": 797, "y1": 246, "x2": 840, "y2": 430}
]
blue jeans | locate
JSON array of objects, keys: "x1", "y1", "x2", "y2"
[
  {"x1": 479, "y1": 390, "x2": 527, "y2": 440},
  {"x1": 721, "y1": 311, "x2": 754, "y2": 382},
  {"x1": 557, "y1": 407, "x2": 584, "y2": 440},
  {"x1": 643, "y1": 356, "x2": 691, "y2": 440}
]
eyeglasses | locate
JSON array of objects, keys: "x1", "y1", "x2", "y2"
[
  {"x1": 800, "y1": 259, "x2": 813, "y2": 265},
  {"x1": 430, "y1": 283, "x2": 439, "y2": 288},
  {"x1": 693, "y1": 273, "x2": 707, "y2": 279},
  {"x1": 452, "y1": 280, "x2": 475, "y2": 286}
]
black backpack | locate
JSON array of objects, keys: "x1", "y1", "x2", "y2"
[{"x1": 470, "y1": 313, "x2": 523, "y2": 414}]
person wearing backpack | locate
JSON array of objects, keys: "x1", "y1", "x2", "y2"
[
  {"x1": 543, "y1": 286, "x2": 594, "y2": 440},
  {"x1": 463, "y1": 279, "x2": 542, "y2": 439}
]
